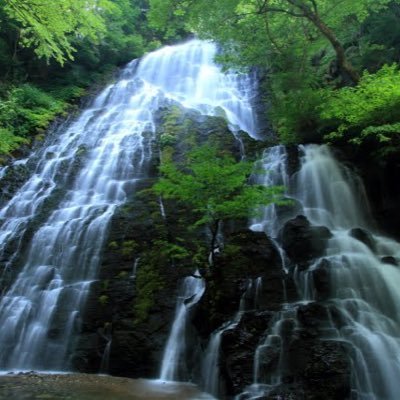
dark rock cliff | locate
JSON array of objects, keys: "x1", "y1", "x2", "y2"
[
  {"x1": 2, "y1": 105, "x2": 399, "y2": 400},
  {"x1": 69, "y1": 104, "x2": 257, "y2": 379}
]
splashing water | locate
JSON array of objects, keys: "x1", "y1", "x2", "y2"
[
  {"x1": 245, "y1": 144, "x2": 400, "y2": 400},
  {"x1": 0, "y1": 39, "x2": 259, "y2": 371}
]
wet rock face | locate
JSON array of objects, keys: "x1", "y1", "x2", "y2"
[
  {"x1": 70, "y1": 185, "x2": 183, "y2": 377},
  {"x1": 190, "y1": 214, "x2": 353, "y2": 399},
  {"x1": 288, "y1": 340, "x2": 351, "y2": 400},
  {"x1": 353, "y1": 149, "x2": 400, "y2": 241},
  {"x1": 216, "y1": 301, "x2": 352, "y2": 399},
  {"x1": 258, "y1": 345, "x2": 351, "y2": 400},
  {"x1": 70, "y1": 108, "x2": 255, "y2": 378},
  {"x1": 381, "y1": 256, "x2": 398, "y2": 266},
  {"x1": 219, "y1": 311, "x2": 274, "y2": 396},
  {"x1": 192, "y1": 229, "x2": 283, "y2": 338},
  {"x1": 312, "y1": 259, "x2": 332, "y2": 301},
  {"x1": 280, "y1": 215, "x2": 332, "y2": 265},
  {"x1": 190, "y1": 229, "x2": 291, "y2": 397},
  {"x1": 349, "y1": 228, "x2": 376, "y2": 252},
  {"x1": 0, "y1": 164, "x2": 31, "y2": 207}
]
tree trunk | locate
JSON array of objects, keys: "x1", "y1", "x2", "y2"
[{"x1": 299, "y1": 4, "x2": 360, "y2": 83}]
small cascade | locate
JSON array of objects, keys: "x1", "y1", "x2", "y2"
[
  {"x1": 294, "y1": 144, "x2": 370, "y2": 230},
  {"x1": 158, "y1": 197, "x2": 167, "y2": 219},
  {"x1": 202, "y1": 330, "x2": 223, "y2": 396},
  {"x1": 130, "y1": 258, "x2": 140, "y2": 279},
  {"x1": 160, "y1": 274, "x2": 205, "y2": 381},
  {"x1": 202, "y1": 279, "x2": 261, "y2": 397},
  {"x1": 99, "y1": 340, "x2": 112, "y2": 374},
  {"x1": 250, "y1": 145, "x2": 290, "y2": 237},
  {"x1": 254, "y1": 277, "x2": 263, "y2": 310},
  {"x1": 0, "y1": 39, "x2": 259, "y2": 371},
  {"x1": 0, "y1": 165, "x2": 7, "y2": 180},
  {"x1": 240, "y1": 144, "x2": 400, "y2": 400},
  {"x1": 98, "y1": 323, "x2": 112, "y2": 374},
  {"x1": 237, "y1": 307, "x2": 299, "y2": 400},
  {"x1": 294, "y1": 146, "x2": 400, "y2": 399}
]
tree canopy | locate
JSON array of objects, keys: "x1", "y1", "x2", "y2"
[
  {"x1": 153, "y1": 144, "x2": 284, "y2": 262},
  {"x1": 2, "y1": 0, "x2": 115, "y2": 64},
  {"x1": 1, "y1": 0, "x2": 399, "y2": 159},
  {"x1": 320, "y1": 64, "x2": 400, "y2": 155},
  {"x1": 149, "y1": 0, "x2": 400, "y2": 152},
  {"x1": 0, "y1": 0, "x2": 159, "y2": 157}
]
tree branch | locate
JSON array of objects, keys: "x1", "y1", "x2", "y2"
[{"x1": 264, "y1": 6, "x2": 305, "y2": 18}]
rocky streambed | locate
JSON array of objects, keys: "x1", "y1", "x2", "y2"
[{"x1": 0, "y1": 373, "x2": 215, "y2": 400}]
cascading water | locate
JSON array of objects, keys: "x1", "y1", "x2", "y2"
[
  {"x1": 294, "y1": 146, "x2": 400, "y2": 400},
  {"x1": 201, "y1": 278, "x2": 264, "y2": 398},
  {"x1": 250, "y1": 145, "x2": 290, "y2": 237},
  {"x1": 0, "y1": 39, "x2": 259, "y2": 371},
  {"x1": 160, "y1": 274, "x2": 205, "y2": 381},
  {"x1": 241, "y1": 144, "x2": 400, "y2": 400}
]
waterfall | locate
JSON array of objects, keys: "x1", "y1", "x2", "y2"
[
  {"x1": 241, "y1": 144, "x2": 400, "y2": 400},
  {"x1": 160, "y1": 274, "x2": 205, "y2": 381},
  {"x1": 201, "y1": 279, "x2": 261, "y2": 398},
  {"x1": 295, "y1": 146, "x2": 400, "y2": 400},
  {"x1": 0, "y1": 39, "x2": 259, "y2": 371},
  {"x1": 250, "y1": 145, "x2": 290, "y2": 237}
]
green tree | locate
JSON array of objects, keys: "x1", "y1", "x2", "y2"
[
  {"x1": 153, "y1": 144, "x2": 284, "y2": 265},
  {"x1": 0, "y1": 1, "x2": 159, "y2": 156},
  {"x1": 320, "y1": 64, "x2": 400, "y2": 155},
  {"x1": 149, "y1": 0, "x2": 394, "y2": 82},
  {"x1": 1, "y1": 0, "x2": 114, "y2": 64},
  {"x1": 148, "y1": 0, "x2": 399, "y2": 145}
]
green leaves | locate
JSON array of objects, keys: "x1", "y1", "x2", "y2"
[
  {"x1": 2, "y1": 0, "x2": 114, "y2": 64},
  {"x1": 148, "y1": 0, "x2": 400, "y2": 151},
  {"x1": 0, "y1": 83, "x2": 67, "y2": 154},
  {"x1": 154, "y1": 144, "x2": 284, "y2": 229},
  {"x1": 0, "y1": 128, "x2": 27, "y2": 154},
  {"x1": 320, "y1": 64, "x2": 400, "y2": 149}
]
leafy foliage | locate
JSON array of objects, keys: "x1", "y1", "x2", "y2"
[
  {"x1": 0, "y1": 84, "x2": 67, "y2": 153},
  {"x1": 134, "y1": 261, "x2": 164, "y2": 323},
  {"x1": 0, "y1": 0, "x2": 162, "y2": 156},
  {"x1": 149, "y1": 0, "x2": 400, "y2": 152},
  {"x1": 320, "y1": 64, "x2": 400, "y2": 152},
  {"x1": 0, "y1": 127, "x2": 27, "y2": 154},
  {"x1": 154, "y1": 144, "x2": 284, "y2": 259},
  {"x1": 2, "y1": 0, "x2": 114, "y2": 64}
]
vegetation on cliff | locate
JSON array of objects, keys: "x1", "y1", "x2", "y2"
[
  {"x1": 154, "y1": 144, "x2": 284, "y2": 265},
  {"x1": 0, "y1": 0, "x2": 160, "y2": 157},
  {"x1": 3, "y1": 1, "x2": 400, "y2": 159},
  {"x1": 149, "y1": 0, "x2": 400, "y2": 158}
]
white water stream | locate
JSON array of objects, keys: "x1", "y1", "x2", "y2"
[
  {"x1": 0, "y1": 39, "x2": 258, "y2": 371},
  {"x1": 2, "y1": 37, "x2": 397, "y2": 400},
  {"x1": 160, "y1": 274, "x2": 205, "y2": 381},
  {"x1": 241, "y1": 145, "x2": 400, "y2": 400}
]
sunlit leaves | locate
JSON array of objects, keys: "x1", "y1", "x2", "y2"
[
  {"x1": 321, "y1": 64, "x2": 400, "y2": 149},
  {"x1": 154, "y1": 144, "x2": 284, "y2": 228},
  {"x1": 0, "y1": 84, "x2": 66, "y2": 154},
  {"x1": 0, "y1": 128, "x2": 27, "y2": 154},
  {"x1": 2, "y1": 0, "x2": 115, "y2": 64}
]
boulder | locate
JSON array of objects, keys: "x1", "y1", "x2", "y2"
[
  {"x1": 349, "y1": 228, "x2": 376, "y2": 252},
  {"x1": 280, "y1": 215, "x2": 332, "y2": 264},
  {"x1": 219, "y1": 311, "x2": 274, "y2": 396},
  {"x1": 381, "y1": 256, "x2": 398, "y2": 266},
  {"x1": 192, "y1": 229, "x2": 283, "y2": 337},
  {"x1": 312, "y1": 259, "x2": 332, "y2": 301}
]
